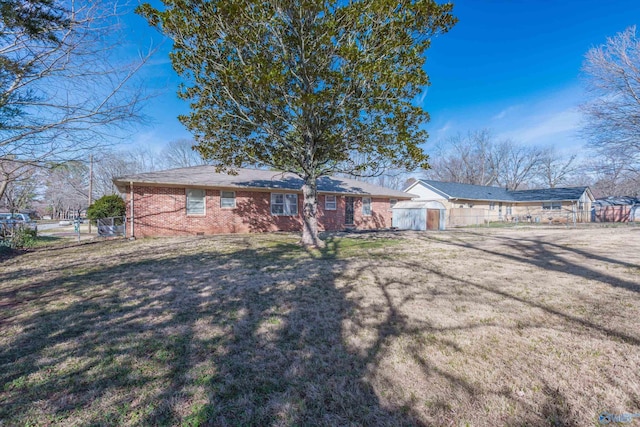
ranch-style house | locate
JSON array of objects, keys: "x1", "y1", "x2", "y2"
[{"x1": 113, "y1": 166, "x2": 412, "y2": 238}]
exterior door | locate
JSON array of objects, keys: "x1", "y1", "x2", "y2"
[
  {"x1": 345, "y1": 197, "x2": 355, "y2": 225},
  {"x1": 427, "y1": 209, "x2": 440, "y2": 230}
]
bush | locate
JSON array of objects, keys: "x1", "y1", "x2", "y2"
[
  {"x1": 87, "y1": 194, "x2": 126, "y2": 220},
  {"x1": 10, "y1": 227, "x2": 38, "y2": 249}
]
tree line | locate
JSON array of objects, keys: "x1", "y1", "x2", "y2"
[{"x1": 0, "y1": 139, "x2": 210, "y2": 217}]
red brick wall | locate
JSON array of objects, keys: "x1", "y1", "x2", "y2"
[{"x1": 125, "y1": 186, "x2": 396, "y2": 237}]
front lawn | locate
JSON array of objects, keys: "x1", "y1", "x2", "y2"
[{"x1": 1, "y1": 229, "x2": 639, "y2": 425}]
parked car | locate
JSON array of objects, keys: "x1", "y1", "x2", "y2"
[{"x1": 0, "y1": 212, "x2": 38, "y2": 232}]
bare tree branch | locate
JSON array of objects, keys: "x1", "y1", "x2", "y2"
[{"x1": 0, "y1": 0, "x2": 154, "y2": 200}]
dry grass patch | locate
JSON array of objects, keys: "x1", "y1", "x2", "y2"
[{"x1": 1, "y1": 229, "x2": 639, "y2": 426}]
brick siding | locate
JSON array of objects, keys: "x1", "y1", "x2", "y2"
[{"x1": 125, "y1": 186, "x2": 395, "y2": 237}]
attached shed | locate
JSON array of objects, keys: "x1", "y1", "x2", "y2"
[{"x1": 392, "y1": 200, "x2": 446, "y2": 231}]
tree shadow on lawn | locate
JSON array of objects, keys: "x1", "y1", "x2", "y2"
[
  {"x1": 0, "y1": 236, "x2": 436, "y2": 426},
  {"x1": 2, "y1": 232, "x2": 638, "y2": 426},
  {"x1": 447, "y1": 230, "x2": 640, "y2": 292},
  {"x1": 416, "y1": 231, "x2": 640, "y2": 345}
]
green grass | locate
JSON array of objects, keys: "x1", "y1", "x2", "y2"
[{"x1": 1, "y1": 230, "x2": 639, "y2": 426}]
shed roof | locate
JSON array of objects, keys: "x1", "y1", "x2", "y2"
[
  {"x1": 113, "y1": 166, "x2": 413, "y2": 199},
  {"x1": 393, "y1": 200, "x2": 446, "y2": 210},
  {"x1": 414, "y1": 180, "x2": 591, "y2": 202},
  {"x1": 593, "y1": 196, "x2": 639, "y2": 206}
]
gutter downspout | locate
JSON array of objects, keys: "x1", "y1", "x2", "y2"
[{"x1": 130, "y1": 181, "x2": 135, "y2": 240}]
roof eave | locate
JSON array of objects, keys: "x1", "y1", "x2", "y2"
[{"x1": 112, "y1": 179, "x2": 412, "y2": 199}]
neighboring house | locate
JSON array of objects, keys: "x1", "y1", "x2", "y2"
[
  {"x1": 402, "y1": 180, "x2": 594, "y2": 227},
  {"x1": 112, "y1": 166, "x2": 412, "y2": 238},
  {"x1": 592, "y1": 197, "x2": 640, "y2": 222}
]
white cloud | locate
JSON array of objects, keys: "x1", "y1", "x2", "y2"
[
  {"x1": 498, "y1": 108, "x2": 582, "y2": 146},
  {"x1": 492, "y1": 105, "x2": 521, "y2": 120},
  {"x1": 418, "y1": 88, "x2": 429, "y2": 105},
  {"x1": 436, "y1": 120, "x2": 453, "y2": 135}
]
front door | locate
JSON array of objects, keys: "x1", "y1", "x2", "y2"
[{"x1": 345, "y1": 197, "x2": 355, "y2": 225}]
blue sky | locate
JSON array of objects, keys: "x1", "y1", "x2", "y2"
[{"x1": 125, "y1": 0, "x2": 640, "y2": 156}]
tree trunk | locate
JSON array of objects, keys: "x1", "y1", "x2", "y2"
[
  {"x1": 300, "y1": 175, "x2": 323, "y2": 247},
  {"x1": 0, "y1": 178, "x2": 7, "y2": 203}
]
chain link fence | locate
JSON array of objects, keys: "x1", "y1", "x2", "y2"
[
  {"x1": 446, "y1": 208, "x2": 614, "y2": 228},
  {"x1": 97, "y1": 216, "x2": 126, "y2": 237}
]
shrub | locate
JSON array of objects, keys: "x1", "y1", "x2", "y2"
[
  {"x1": 10, "y1": 227, "x2": 38, "y2": 249},
  {"x1": 87, "y1": 194, "x2": 126, "y2": 220}
]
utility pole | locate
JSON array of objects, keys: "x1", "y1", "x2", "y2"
[{"x1": 88, "y1": 154, "x2": 93, "y2": 234}]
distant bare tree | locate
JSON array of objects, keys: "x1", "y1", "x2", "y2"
[
  {"x1": 587, "y1": 151, "x2": 639, "y2": 198},
  {"x1": 160, "y1": 139, "x2": 209, "y2": 169},
  {"x1": 371, "y1": 168, "x2": 412, "y2": 191},
  {"x1": 92, "y1": 146, "x2": 164, "y2": 197},
  {"x1": 494, "y1": 140, "x2": 545, "y2": 190},
  {"x1": 581, "y1": 26, "x2": 640, "y2": 175},
  {"x1": 43, "y1": 161, "x2": 89, "y2": 219},
  {"x1": 92, "y1": 156, "x2": 135, "y2": 197},
  {"x1": 534, "y1": 149, "x2": 578, "y2": 188},
  {"x1": 0, "y1": 163, "x2": 38, "y2": 211},
  {"x1": 426, "y1": 129, "x2": 498, "y2": 185},
  {"x1": 425, "y1": 130, "x2": 548, "y2": 190}
]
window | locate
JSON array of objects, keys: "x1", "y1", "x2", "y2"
[
  {"x1": 542, "y1": 202, "x2": 562, "y2": 210},
  {"x1": 325, "y1": 195, "x2": 337, "y2": 210},
  {"x1": 489, "y1": 202, "x2": 495, "y2": 210},
  {"x1": 271, "y1": 193, "x2": 298, "y2": 215},
  {"x1": 362, "y1": 197, "x2": 372, "y2": 216},
  {"x1": 389, "y1": 199, "x2": 398, "y2": 208},
  {"x1": 506, "y1": 204, "x2": 513, "y2": 215},
  {"x1": 220, "y1": 191, "x2": 236, "y2": 208},
  {"x1": 186, "y1": 189, "x2": 205, "y2": 215}
]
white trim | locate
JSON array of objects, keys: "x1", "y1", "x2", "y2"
[
  {"x1": 362, "y1": 197, "x2": 372, "y2": 216},
  {"x1": 271, "y1": 193, "x2": 298, "y2": 216},
  {"x1": 325, "y1": 194, "x2": 337, "y2": 210},
  {"x1": 220, "y1": 190, "x2": 236, "y2": 208}
]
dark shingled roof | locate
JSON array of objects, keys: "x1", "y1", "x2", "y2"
[
  {"x1": 113, "y1": 166, "x2": 413, "y2": 199},
  {"x1": 508, "y1": 187, "x2": 591, "y2": 202},
  {"x1": 420, "y1": 180, "x2": 512, "y2": 201},
  {"x1": 593, "y1": 197, "x2": 639, "y2": 206},
  {"x1": 419, "y1": 180, "x2": 590, "y2": 202}
]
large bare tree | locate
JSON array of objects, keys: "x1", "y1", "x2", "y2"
[
  {"x1": 0, "y1": 0, "x2": 151, "y2": 201},
  {"x1": 581, "y1": 26, "x2": 640, "y2": 176}
]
